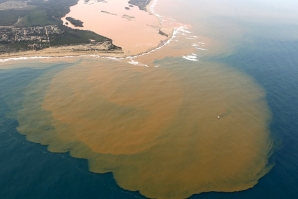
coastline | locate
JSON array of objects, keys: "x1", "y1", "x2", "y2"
[
  {"x1": 0, "y1": 41, "x2": 125, "y2": 62},
  {"x1": 0, "y1": 26, "x2": 183, "y2": 63},
  {"x1": 0, "y1": 0, "x2": 179, "y2": 63}
]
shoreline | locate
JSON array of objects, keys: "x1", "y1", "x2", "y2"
[
  {"x1": 0, "y1": 26, "x2": 184, "y2": 63},
  {"x1": 0, "y1": 0, "x2": 179, "y2": 63}
]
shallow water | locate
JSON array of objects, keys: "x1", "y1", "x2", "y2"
[{"x1": 1, "y1": 0, "x2": 298, "y2": 198}]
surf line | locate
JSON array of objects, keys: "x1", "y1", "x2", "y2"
[
  {"x1": 124, "y1": 26, "x2": 188, "y2": 60},
  {"x1": 0, "y1": 56, "x2": 77, "y2": 63},
  {"x1": 100, "y1": 0, "x2": 191, "y2": 64},
  {"x1": 148, "y1": 0, "x2": 163, "y2": 25}
]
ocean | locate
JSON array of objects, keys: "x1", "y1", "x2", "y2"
[{"x1": 1, "y1": 0, "x2": 298, "y2": 198}]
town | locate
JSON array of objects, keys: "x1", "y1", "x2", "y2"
[{"x1": 0, "y1": 25, "x2": 64, "y2": 52}]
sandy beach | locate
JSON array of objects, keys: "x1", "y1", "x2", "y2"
[{"x1": 0, "y1": 41, "x2": 125, "y2": 61}]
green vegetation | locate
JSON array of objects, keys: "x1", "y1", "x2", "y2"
[
  {"x1": 17, "y1": 0, "x2": 79, "y2": 26},
  {"x1": 0, "y1": 10, "x2": 29, "y2": 26},
  {"x1": 0, "y1": 25, "x2": 112, "y2": 54},
  {"x1": 27, "y1": 0, "x2": 78, "y2": 23},
  {"x1": 16, "y1": 9, "x2": 56, "y2": 27},
  {"x1": 159, "y1": 30, "x2": 168, "y2": 37},
  {"x1": 50, "y1": 27, "x2": 109, "y2": 46},
  {"x1": 65, "y1": 17, "x2": 83, "y2": 27},
  {"x1": 128, "y1": 0, "x2": 150, "y2": 11},
  {"x1": 0, "y1": 0, "x2": 78, "y2": 26}
]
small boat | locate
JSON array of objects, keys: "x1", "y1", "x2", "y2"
[{"x1": 217, "y1": 116, "x2": 220, "y2": 119}]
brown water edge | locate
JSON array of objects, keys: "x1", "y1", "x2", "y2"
[
  {"x1": 0, "y1": 57, "x2": 82, "y2": 70},
  {"x1": 15, "y1": 56, "x2": 274, "y2": 198}
]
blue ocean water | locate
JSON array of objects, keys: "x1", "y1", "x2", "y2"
[
  {"x1": 189, "y1": 25, "x2": 298, "y2": 199},
  {"x1": 1, "y1": 1, "x2": 298, "y2": 199}
]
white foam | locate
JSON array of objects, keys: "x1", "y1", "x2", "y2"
[
  {"x1": 128, "y1": 59, "x2": 139, "y2": 65},
  {"x1": 149, "y1": 0, "x2": 163, "y2": 24},
  {"x1": 104, "y1": 56, "x2": 121, "y2": 60},
  {"x1": 195, "y1": 47, "x2": 208, "y2": 51},
  {"x1": 125, "y1": 25, "x2": 184, "y2": 60},
  {"x1": 192, "y1": 43, "x2": 208, "y2": 51},
  {"x1": 179, "y1": 27, "x2": 192, "y2": 34},
  {"x1": 127, "y1": 59, "x2": 149, "y2": 67},
  {"x1": 183, "y1": 53, "x2": 198, "y2": 62},
  {"x1": 0, "y1": 56, "x2": 53, "y2": 63}
]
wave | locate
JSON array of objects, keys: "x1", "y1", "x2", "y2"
[
  {"x1": 0, "y1": 56, "x2": 56, "y2": 63},
  {"x1": 183, "y1": 53, "x2": 198, "y2": 61},
  {"x1": 195, "y1": 47, "x2": 208, "y2": 51}
]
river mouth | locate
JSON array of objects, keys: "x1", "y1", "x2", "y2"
[{"x1": 61, "y1": 0, "x2": 175, "y2": 55}]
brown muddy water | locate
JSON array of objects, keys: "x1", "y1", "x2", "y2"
[
  {"x1": 0, "y1": 0, "x2": 275, "y2": 198},
  {"x1": 61, "y1": 0, "x2": 174, "y2": 55}
]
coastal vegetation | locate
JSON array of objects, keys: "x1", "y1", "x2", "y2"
[
  {"x1": 0, "y1": 0, "x2": 78, "y2": 26},
  {"x1": 50, "y1": 28, "x2": 108, "y2": 46},
  {"x1": 159, "y1": 30, "x2": 168, "y2": 37},
  {"x1": 65, "y1": 17, "x2": 84, "y2": 27},
  {"x1": 128, "y1": 0, "x2": 151, "y2": 10},
  {"x1": 0, "y1": 10, "x2": 29, "y2": 26},
  {"x1": 0, "y1": 25, "x2": 113, "y2": 53},
  {"x1": 15, "y1": 9, "x2": 53, "y2": 27}
]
